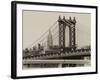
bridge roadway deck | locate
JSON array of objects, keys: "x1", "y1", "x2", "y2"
[{"x1": 24, "y1": 51, "x2": 90, "y2": 59}]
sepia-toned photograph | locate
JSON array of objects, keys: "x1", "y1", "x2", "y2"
[
  {"x1": 22, "y1": 10, "x2": 91, "y2": 69},
  {"x1": 11, "y1": 1, "x2": 97, "y2": 79}
]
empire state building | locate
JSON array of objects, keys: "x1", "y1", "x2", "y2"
[{"x1": 47, "y1": 30, "x2": 53, "y2": 49}]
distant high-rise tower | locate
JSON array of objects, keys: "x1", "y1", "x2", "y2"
[{"x1": 47, "y1": 30, "x2": 53, "y2": 49}]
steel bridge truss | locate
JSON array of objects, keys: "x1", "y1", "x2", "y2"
[{"x1": 58, "y1": 16, "x2": 76, "y2": 52}]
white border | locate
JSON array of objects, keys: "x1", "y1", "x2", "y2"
[{"x1": 17, "y1": 3, "x2": 96, "y2": 77}]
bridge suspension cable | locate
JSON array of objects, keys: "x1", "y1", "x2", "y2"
[{"x1": 26, "y1": 20, "x2": 58, "y2": 49}]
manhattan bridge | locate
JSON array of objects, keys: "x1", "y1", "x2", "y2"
[{"x1": 23, "y1": 16, "x2": 91, "y2": 68}]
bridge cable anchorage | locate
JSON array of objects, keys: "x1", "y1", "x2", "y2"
[{"x1": 26, "y1": 20, "x2": 58, "y2": 48}]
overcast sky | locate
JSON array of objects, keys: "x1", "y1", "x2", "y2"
[{"x1": 22, "y1": 10, "x2": 91, "y2": 49}]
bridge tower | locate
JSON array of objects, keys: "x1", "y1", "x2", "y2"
[{"x1": 58, "y1": 16, "x2": 76, "y2": 52}]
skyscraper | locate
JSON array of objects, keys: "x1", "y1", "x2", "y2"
[{"x1": 47, "y1": 30, "x2": 53, "y2": 49}]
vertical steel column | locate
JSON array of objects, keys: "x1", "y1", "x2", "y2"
[
  {"x1": 72, "y1": 17, "x2": 76, "y2": 51},
  {"x1": 69, "y1": 26, "x2": 72, "y2": 49},
  {"x1": 73, "y1": 24, "x2": 76, "y2": 50},
  {"x1": 70, "y1": 25, "x2": 75, "y2": 51},
  {"x1": 69, "y1": 17, "x2": 76, "y2": 51},
  {"x1": 58, "y1": 16, "x2": 65, "y2": 52}
]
